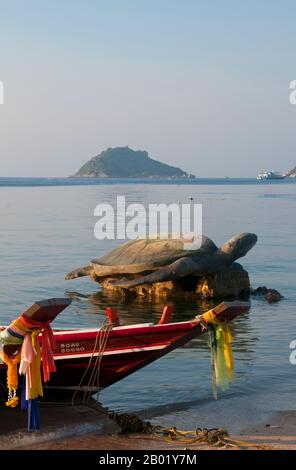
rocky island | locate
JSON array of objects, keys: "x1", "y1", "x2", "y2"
[
  {"x1": 72, "y1": 147, "x2": 195, "y2": 178},
  {"x1": 286, "y1": 166, "x2": 296, "y2": 178}
]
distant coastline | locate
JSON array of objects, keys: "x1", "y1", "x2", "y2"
[{"x1": 1, "y1": 177, "x2": 296, "y2": 188}]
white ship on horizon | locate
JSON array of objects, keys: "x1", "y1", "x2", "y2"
[{"x1": 257, "y1": 170, "x2": 285, "y2": 181}]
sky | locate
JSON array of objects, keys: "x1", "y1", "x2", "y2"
[{"x1": 0, "y1": 0, "x2": 296, "y2": 177}]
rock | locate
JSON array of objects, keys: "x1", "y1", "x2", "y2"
[
  {"x1": 252, "y1": 286, "x2": 284, "y2": 303},
  {"x1": 285, "y1": 166, "x2": 296, "y2": 178},
  {"x1": 94, "y1": 264, "x2": 250, "y2": 299},
  {"x1": 195, "y1": 264, "x2": 250, "y2": 299}
]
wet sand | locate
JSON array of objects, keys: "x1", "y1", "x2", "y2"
[
  {"x1": 0, "y1": 402, "x2": 119, "y2": 450},
  {"x1": 239, "y1": 410, "x2": 296, "y2": 450},
  {"x1": 1, "y1": 403, "x2": 296, "y2": 450}
]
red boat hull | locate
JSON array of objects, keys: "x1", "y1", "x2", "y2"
[{"x1": 45, "y1": 321, "x2": 203, "y2": 392}]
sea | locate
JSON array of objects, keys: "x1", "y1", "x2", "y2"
[{"x1": 0, "y1": 177, "x2": 295, "y2": 436}]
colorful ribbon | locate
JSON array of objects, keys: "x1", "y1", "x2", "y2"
[
  {"x1": 2, "y1": 313, "x2": 57, "y2": 430},
  {"x1": 12, "y1": 314, "x2": 57, "y2": 384},
  {"x1": 208, "y1": 323, "x2": 234, "y2": 399},
  {"x1": 1, "y1": 351, "x2": 21, "y2": 407}
]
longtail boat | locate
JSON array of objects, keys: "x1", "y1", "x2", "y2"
[{"x1": 0, "y1": 299, "x2": 249, "y2": 396}]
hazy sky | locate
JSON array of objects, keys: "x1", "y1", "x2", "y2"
[{"x1": 1, "y1": 1, "x2": 296, "y2": 177}]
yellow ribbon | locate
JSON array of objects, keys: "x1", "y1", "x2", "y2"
[
  {"x1": 1, "y1": 327, "x2": 44, "y2": 408},
  {"x1": 201, "y1": 309, "x2": 220, "y2": 324},
  {"x1": 1, "y1": 351, "x2": 21, "y2": 408},
  {"x1": 198, "y1": 307, "x2": 235, "y2": 398},
  {"x1": 209, "y1": 322, "x2": 234, "y2": 399},
  {"x1": 28, "y1": 329, "x2": 43, "y2": 399}
]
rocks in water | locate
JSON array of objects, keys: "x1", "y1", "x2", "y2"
[
  {"x1": 252, "y1": 286, "x2": 284, "y2": 303},
  {"x1": 194, "y1": 264, "x2": 250, "y2": 299},
  {"x1": 91, "y1": 263, "x2": 251, "y2": 299}
]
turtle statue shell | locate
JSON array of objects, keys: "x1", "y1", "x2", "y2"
[{"x1": 90, "y1": 236, "x2": 217, "y2": 276}]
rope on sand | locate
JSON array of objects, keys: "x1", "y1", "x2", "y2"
[
  {"x1": 88, "y1": 404, "x2": 270, "y2": 450},
  {"x1": 152, "y1": 426, "x2": 270, "y2": 449}
]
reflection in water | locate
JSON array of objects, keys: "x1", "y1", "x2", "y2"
[
  {"x1": 66, "y1": 288, "x2": 257, "y2": 363},
  {"x1": 66, "y1": 288, "x2": 218, "y2": 322}
]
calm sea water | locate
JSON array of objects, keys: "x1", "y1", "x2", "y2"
[{"x1": 0, "y1": 178, "x2": 295, "y2": 433}]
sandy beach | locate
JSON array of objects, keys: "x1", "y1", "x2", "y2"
[{"x1": 1, "y1": 403, "x2": 295, "y2": 451}]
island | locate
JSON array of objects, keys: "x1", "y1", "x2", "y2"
[
  {"x1": 72, "y1": 147, "x2": 195, "y2": 178},
  {"x1": 286, "y1": 166, "x2": 296, "y2": 178}
]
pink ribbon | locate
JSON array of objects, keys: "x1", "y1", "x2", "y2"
[
  {"x1": 40, "y1": 324, "x2": 57, "y2": 383},
  {"x1": 19, "y1": 335, "x2": 36, "y2": 397},
  {"x1": 18, "y1": 315, "x2": 57, "y2": 383}
]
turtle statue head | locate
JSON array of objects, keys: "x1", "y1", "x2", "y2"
[{"x1": 219, "y1": 232, "x2": 257, "y2": 261}]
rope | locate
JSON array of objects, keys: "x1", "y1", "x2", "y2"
[
  {"x1": 152, "y1": 426, "x2": 269, "y2": 449},
  {"x1": 100, "y1": 409, "x2": 271, "y2": 449},
  {"x1": 153, "y1": 426, "x2": 230, "y2": 447},
  {"x1": 108, "y1": 411, "x2": 154, "y2": 434},
  {"x1": 71, "y1": 321, "x2": 112, "y2": 407}
]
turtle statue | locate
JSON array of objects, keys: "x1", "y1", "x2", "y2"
[{"x1": 65, "y1": 233, "x2": 257, "y2": 299}]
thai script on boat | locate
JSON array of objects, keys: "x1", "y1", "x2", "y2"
[
  {"x1": 0, "y1": 81, "x2": 3, "y2": 104},
  {"x1": 94, "y1": 195, "x2": 203, "y2": 250},
  {"x1": 289, "y1": 80, "x2": 296, "y2": 105},
  {"x1": 289, "y1": 340, "x2": 296, "y2": 364}
]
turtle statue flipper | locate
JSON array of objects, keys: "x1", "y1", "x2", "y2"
[
  {"x1": 65, "y1": 265, "x2": 93, "y2": 280},
  {"x1": 111, "y1": 257, "x2": 199, "y2": 288}
]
